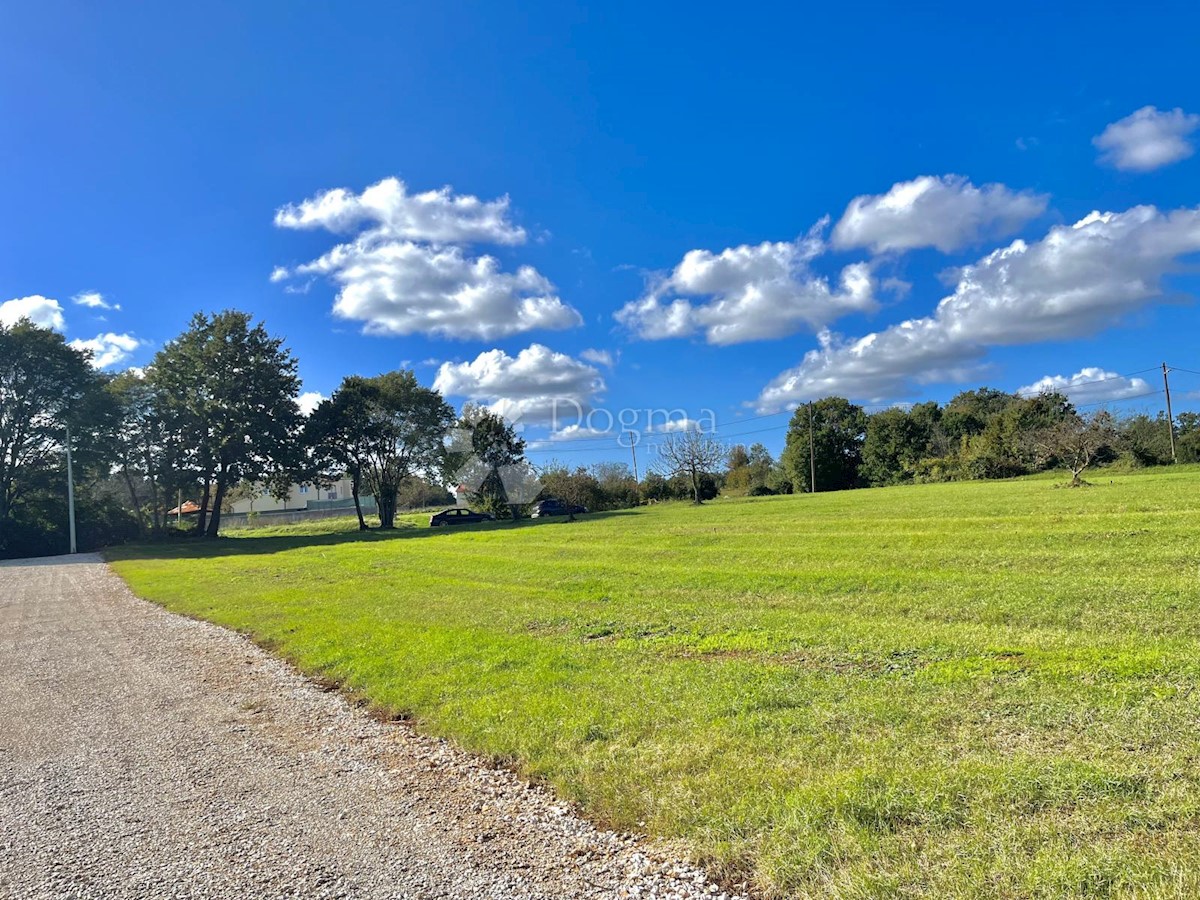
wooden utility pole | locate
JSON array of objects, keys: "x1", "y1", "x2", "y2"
[
  {"x1": 1163, "y1": 362, "x2": 1177, "y2": 462},
  {"x1": 628, "y1": 431, "x2": 639, "y2": 483},
  {"x1": 808, "y1": 401, "x2": 817, "y2": 493}
]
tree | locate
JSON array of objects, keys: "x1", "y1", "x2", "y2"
[
  {"x1": 150, "y1": 311, "x2": 303, "y2": 537},
  {"x1": 105, "y1": 370, "x2": 169, "y2": 536},
  {"x1": 305, "y1": 379, "x2": 378, "y2": 530},
  {"x1": 964, "y1": 392, "x2": 1074, "y2": 480},
  {"x1": 354, "y1": 371, "x2": 455, "y2": 529},
  {"x1": 861, "y1": 404, "x2": 945, "y2": 487},
  {"x1": 724, "y1": 444, "x2": 753, "y2": 494},
  {"x1": 653, "y1": 428, "x2": 726, "y2": 504},
  {"x1": 446, "y1": 404, "x2": 527, "y2": 518},
  {"x1": 782, "y1": 397, "x2": 868, "y2": 493},
  {"x1": 1027, "y1": 411, "x2": 1118, "y2": 486},
  {"x1": 1119, "y1": 413, "x2": 1175, "y2": 467},
  {"x1": 942, "y1": 388, "x2": 1020, "y2": 443},
  {"x1": 0, "y1": 320, "x2": 104, "y2": 550}
]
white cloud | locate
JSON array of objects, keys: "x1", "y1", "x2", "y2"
[
  {"x1": 616, "y1": 222, "x2": 877, "y2": 345},
  {"x1": 756, "y1": 205, "x2": 1200, "y2": 410},
  {"x1": 273, "y1": 177, "x2": 582, "y2": 341},
  {"x1": 0, "y1": 295, "x2": 65, "y2": 331},
  {"x1": 433, "y1": 344, "x2": 604, "y2": 427},
  {"x1": 650, "y1": 417, "x2": 704, "y2": 433},
  {"x1": 545, "y1": 424, "x2": 616, "y2": 443},
  {"x1": 72, "y1": 291, "x2": 119, "y2": 311},
  {"x1": 297, "y1": 391, "x2": 326, "y2": 416},
  {"x1": 1094, "y1": 106, "x2": 1200, "y2": 172},
  {"x1": 831, "y1": 175, "x2": 1048, "y2": 254},
  {"x1": 294, "y1": 240, "x2": 581, "y2": 341},
  {"x1": 580, "y1": 348, "x2": 616, "y2": 367},
  {"x1": 274, "y1": 176, "x2": 526, "y2": 245},
  {"x1": 1018, "y1": 368, "x2": 1152, "y2": 404},
  {"x1": 69, "y1": 333, "x2": 142, "y2": 368}
]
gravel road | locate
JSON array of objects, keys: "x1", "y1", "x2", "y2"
[{"x1": 0, "y1": 554, "x2": 745, "y2": 900}]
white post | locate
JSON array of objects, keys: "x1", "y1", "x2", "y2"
[{"x1": 65, "y1": 424, "x2": 77, "y2": 554}]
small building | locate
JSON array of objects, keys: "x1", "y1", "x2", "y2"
[{"x1": 228, "y1": 478, "x2": 359, "y2": 515}]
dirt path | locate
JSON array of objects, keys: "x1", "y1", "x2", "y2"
[{"x1": 0, "y1": 555, "x2": 741, "y2": 900}]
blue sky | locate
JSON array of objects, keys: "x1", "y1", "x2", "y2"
[{"x1": 4, "y1": 1, "x2": 1200, "y2": 466}]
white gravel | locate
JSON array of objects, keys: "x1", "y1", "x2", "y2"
[{"x1": 0, "y1": 554, "x2": 748, "y2": 900}]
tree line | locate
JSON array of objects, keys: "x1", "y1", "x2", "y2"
[
  {"x1": 2, "y1": 309, "x2": 1190, "y2": 558},
  {"x1": 0, "y1": 311, "x2": 527, "y2": 558},
  {"x1": 722, "y1": 390, "x2": 1191, "y2": 496}
]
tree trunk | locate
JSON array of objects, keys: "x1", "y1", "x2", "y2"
[
  {"x1": 196, "y1": 476, "x2": 211, "y2": 535},
  {"x1": 376, "y1": 488, "x2": 396, "y2": 529},
  {"x1": 121, "y1": 467, "x2": 146, "y2": 537},
  {"x1": 148, "y1": 476, "x2": 162, "y2": 534},
  {"x1": 351, "y1": 467, "x2": 368, "y2": 531},
  {"x1": 206, "y1": 479, "x2": 226, "y2": 537},
  {"x1": 691, "y1": 466, "x2": 701, "y2": 504}
]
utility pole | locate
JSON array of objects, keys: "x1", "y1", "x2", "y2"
[
  {"x1": 1163, "y1": 362, "x2": 1177, "y2": 462},
  {"x1": 65, "y1": 424, "x2": 77, "y2": 554},
  {"x1": 808, "y1": 401, "x2": 817, "y2": 494},
  {"x1": 628, "y1": 431, "x2": 639, "y2": 483}
]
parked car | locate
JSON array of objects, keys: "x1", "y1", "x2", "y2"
[
  {"x1": 429, "y1": 507, "x2": 495, "y2": 527},
  {"x1": 530, "y1": 498, "x2": 588, "y2": 518}
]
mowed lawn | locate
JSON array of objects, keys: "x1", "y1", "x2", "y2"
[{"x1": 108, "y1": 468, "x2": 1200, "y2": 898}]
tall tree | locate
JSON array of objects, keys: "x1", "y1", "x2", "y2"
[
  {"x1": 105, "y1": 370, "x2": 170, "y2": 535},
  {"x1": 942, "y1": 388, "x2": 1020, "y2": 443},
  {"x1": 782, "y1": 397, "x2": 868, "y2": 493},
  {"x1": 446, "y1": 403, "x2": 527, "y2": 517},
  {"x1": 353, "y1": 371, "x2": 455, "y2": 529},
  {"x1": 653, "y1": 428, "x2": 726, "y2": 504},
  {"x1": 861, "y1": 405, "x2": 945, "y2": 487},
  {"x1": 150, "y1": 311, "x2": 303, "y2": 537},
  {"x1": 0, "y1": 320, "x2": 102, "y2": 539},
  {"x1": 305, "y1": 379, "x2": 378, "y2": 530}
]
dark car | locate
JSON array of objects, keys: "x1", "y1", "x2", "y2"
[
  {"x1": 429, "y1": 507, "x2": 495, "y2": 527},
  {"x1": 530, "y1": 498, "x2": 588, "y2": 518}
]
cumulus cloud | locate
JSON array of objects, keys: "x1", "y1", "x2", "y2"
[
  {"x1": 1018, "y1": 368, "x2": 1152, "y2": 404},
  {"x1": 273, "y1": 177, "x2": 581, "y2": 341},
  {"x1": 831, "y1": 175, "x2": 1048, "y2": 254},
  {"x1": 69, "y1": 333, "x2": 142, "y2": 368},
  {"x1": 1094, "y1": 106, "x2": 1200, "y2": 172},
  {"x1": 274, "y1": 176, "x2": 526, "y2": 245},
  {"x1": 616, "y1": 222, "x2": 877, "y2": 345},
  {"x1": 756, "y1": 205, "x2": 1200, "y2": 410},
  {"x1": 72, "y1": 291, "x2": 120, "y2": 311},
  {"x1": 294, "y1": 241, "x2": 581, "y2": 340},
  {"x1": 433, "y1": 344, "x2": 604, "y2": 426},
  {"x1": 297, "y1": 391, "x2": 326, "y2": 416},
  {"x1": 0, "y1": 295, "x2": 66, "y2": 330}
]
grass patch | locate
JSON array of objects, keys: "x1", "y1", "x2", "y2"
[{"x1": 107, "y1": 468, "x2": 1200, "y2": 898}]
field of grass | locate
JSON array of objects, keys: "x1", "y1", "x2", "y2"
[{"x1": 108, "y1": 468, "x2": 1200, "y2": 898}]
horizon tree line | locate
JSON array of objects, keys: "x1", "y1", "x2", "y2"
[{"x1": 2, "y1": 309, "x2": 1194, "y2": 558}]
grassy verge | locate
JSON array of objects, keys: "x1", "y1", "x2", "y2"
[{"x1": 108, "y1": 467, "x2": 1200, "y2": 898}]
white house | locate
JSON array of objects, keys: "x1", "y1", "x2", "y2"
[{"x1": 228, "y1": 477, "x2": 358, "y2": 515}]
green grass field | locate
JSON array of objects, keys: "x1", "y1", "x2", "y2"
[{"x1": 108, "y1": 468, "x2": 1200, "y2": 898}]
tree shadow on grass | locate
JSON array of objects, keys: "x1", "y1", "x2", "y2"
[{"x1": 104, "y1": 509, "x2": 643, "y2": 562}]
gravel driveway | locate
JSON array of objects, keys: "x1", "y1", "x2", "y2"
[{"x1": 0, "y1": 554, "x2": 743, "y2": 900}]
